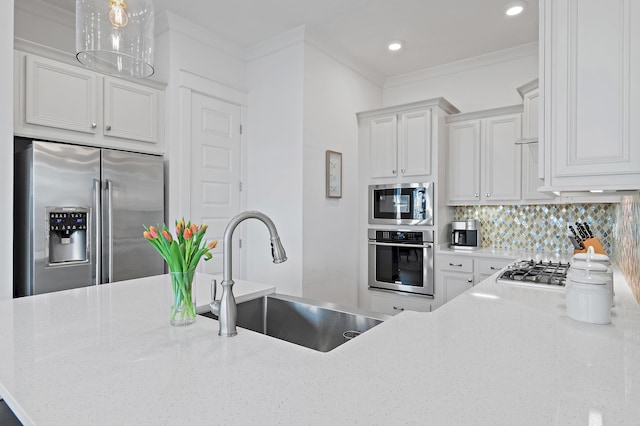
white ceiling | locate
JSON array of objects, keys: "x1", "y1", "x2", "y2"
[{"x1": 41, "y1": 0, "x2": 538, "y2": 79}]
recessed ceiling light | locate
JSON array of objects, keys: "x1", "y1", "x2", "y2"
[
  {"x1": 387, "y1": 41, "x2": 403, "y2": 51},
  {"x1": 505, "y1": 1, "x2": 525, "y2": 16}
]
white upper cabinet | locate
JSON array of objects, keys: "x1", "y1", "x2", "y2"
[
  {"x1": 541, "y1": 0, "x2": 640, "y2": 191},
  {"x1": 103, "y1": 77, "x2": 158, "y2": 143},
  {"x1": 25, "y1": 55, "x2": 99, "y2": 135},
  {"x1": 15, "y1": 49, "x2": 165, "y2": 154},
  {"x1": 369, "y1": 114, "x2": 398, "y2": 178},
  {"x1": 369, "y1": 108, "x2": 432, "y2": 179},
  {"x1": 446, "y1": 106, "x2": 522, "y2": 205},
  {"x1": 516, "y1": 79, "x2": 555, "y2": 202},
  {"x1": 359, "y1": 98, "x2": 459, "y2": 182}
]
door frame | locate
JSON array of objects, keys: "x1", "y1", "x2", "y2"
[{"x1": 173, "y1": 70, "x2": 248, "y2": 277}]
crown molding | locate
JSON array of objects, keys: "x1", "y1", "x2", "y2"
[
  {"x1": 15, "y1": 0, "x2": 74, "y2": 30},
  {"x1": 384, "y1": 42, "x2": 539, "y2": 89},
  {"x1": 155, "y1": 11, "x2": 246, "y2": 62},
  {"x1": 246, "y1": 25, "x2": 384, "y2": 87},
  {"x1": 245, "y1": 25, "x2": 306, "y2": 62}
]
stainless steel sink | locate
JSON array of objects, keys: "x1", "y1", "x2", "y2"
[{"x1": 200, "y1": 294, "x2": 390, "y2": 352}]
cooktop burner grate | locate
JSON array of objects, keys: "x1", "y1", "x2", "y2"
[{"x1": 497, "y1": 260, "x2": 571, "y2": 288}]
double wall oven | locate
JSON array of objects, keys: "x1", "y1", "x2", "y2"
[{"x1": 367, "y1": 182, "x2": 435, "y2": 297}]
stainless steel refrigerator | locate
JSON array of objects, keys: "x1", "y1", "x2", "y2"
[{"x1": 14, "y1": 140, "x2": 165, "y2": 297}]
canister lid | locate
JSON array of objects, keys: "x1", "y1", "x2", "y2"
[{"x1": 570, "y1": 261, "x2": 609, "y2": 273}]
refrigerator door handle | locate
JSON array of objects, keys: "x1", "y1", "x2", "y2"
[
  {"x1": 94, "y1": 179, "x2": 102, "y2": 285},
  {"x1": 106, "y1": 179, "x2": 114, "y2": 283}
]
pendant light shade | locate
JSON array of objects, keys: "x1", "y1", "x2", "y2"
[{"x1": 76, "y1": 0, "x2": 154, "y2": 78}]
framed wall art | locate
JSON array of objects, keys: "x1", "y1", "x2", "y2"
[{"x1": 326, "y1": 150, "x2": 342, "y2": 198}]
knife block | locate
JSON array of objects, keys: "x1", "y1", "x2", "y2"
[{"x1": 573, "y1": 237, "x2": 606, "y2": 255}]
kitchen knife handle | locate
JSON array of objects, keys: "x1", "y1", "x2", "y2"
[
  {"x1": 568, "y1": 225, "x2": 579, "y2": 239},
  {"x1": 584, "y1": 223, "x2": 595, "y2": 238},
  {"x1": 106, "y1": 179, "x2": 114, "y2": 283},
  {"x1": 94, "y1": 179, "x2": 101, "y2": 285},
  {"x1": 575, "y1": 222, "x2": 588, "y2": 240}
]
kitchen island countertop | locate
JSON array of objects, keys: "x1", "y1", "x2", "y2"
[{"x1": 1, "y1": 270, "x2": 639, "y2": 425}]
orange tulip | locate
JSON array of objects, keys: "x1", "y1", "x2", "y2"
[
  {"x1": 207, "y1": 240, "x2": 218, "y2": 250},
  {"x1": 143, "y1": 231, "x2": 152, "y2": 240},
  {"x1": 183, "y1": 228, "x2": 192, "y2": 240},
  {"x1": 190, "y1": 223, "x2": 199, "y2": 235},
  {"x1": 162, "y1": 230, "x2": 172, "y2": 242},
  {"x1": 200, "y1": 224, "x2": 208, "y2": 233},
  {"x1": 149, "y1": 226, "x2": 158, "y2": 239}
]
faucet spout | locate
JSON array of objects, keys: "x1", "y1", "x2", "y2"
[{"x1": 210, "y1": 211, "x2": 287, "y2": 337}]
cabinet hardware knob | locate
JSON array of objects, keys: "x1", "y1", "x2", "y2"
[
  {"x1": 401, "y1": 169, "x2": 406, "y2": 173},
  {"x1": 490, "y1": 266, "x2": 498, "y2": 270},
  {"x1": 474, "y1": 193, "x2": 479, "y2": 198},
  {"x1": 392, "y1": 169, "x2": 397, "y2": 174},
  {"x1": 91, "y1": 122, "x2": 97, "y2": 129},
  {"x1": 486, "y1": 193, "x2": 491, "y2": 197},
  {"x1": 467, "y1": 278, "x2": 473, "y2": 283},
  {"x1": 449, "y1": 263, "x2": 463, "y2": 267},
  {"x1": 392, "y1": 306, "x2": 405, "y2": 311},
  {"x1": 106, "y1": 125, "x2": 112, "y2": 131}
]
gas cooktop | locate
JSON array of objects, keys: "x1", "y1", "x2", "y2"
[{"x1": 497, "y1": 260, "x2": 571, "y2": 290}]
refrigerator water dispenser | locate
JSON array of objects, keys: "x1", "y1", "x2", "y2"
[{"x1": 47, "y1": 209, "x2": 89, "y2": 264}]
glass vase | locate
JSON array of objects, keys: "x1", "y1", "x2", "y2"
[{"x1": 169, "y1": 269, "x2": 197, "y2": 326}]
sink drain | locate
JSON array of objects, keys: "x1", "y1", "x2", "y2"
[{"x1": 342, "y1": 330, "x2": 362, "y2": 340}]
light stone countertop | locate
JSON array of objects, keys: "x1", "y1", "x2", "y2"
[
  {"x1": 1, "y1": 270, "x2": 639, "y2": 425},
  {"x1": 438, "y1": 244, "x2": 576, "y2": 262}
]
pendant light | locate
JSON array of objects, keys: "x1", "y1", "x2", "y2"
[{"x1": 76, "y1": 0, "x2": 154, "y2": 78}]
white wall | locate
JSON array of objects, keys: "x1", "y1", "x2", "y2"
[
  {"x1": 302, "y1": 44, "x2": 381, "y2": 306},
  {"x1": 245, "y1": 38, "x2": 305, "y2": 296},
  {"x1": 383, "y1": 43, "x2": 538, "y2": 113},
  {"x1": 0, "y1": 0, "x2": 14, "y2": 299}
]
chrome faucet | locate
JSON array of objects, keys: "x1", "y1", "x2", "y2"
[{"x1": 210, "y1": 211, "x2": 287, "y2": 337}]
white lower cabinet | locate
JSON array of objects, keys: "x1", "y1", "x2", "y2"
[
  {"x1": 441, "y1": 271, "x2": 474, "y2": 303},
  {"x1": 370, "y1": 291, "x2": 432, "y2": 315},
  {"x1": 437, "y1": 254, "x2": 516, "y2": 305},
  {"x1": 473, "y1": 257, "x2": 515, "y2": 283}
]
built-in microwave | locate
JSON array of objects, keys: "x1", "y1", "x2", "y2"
[{"x1": 368, "y1": 182, "x2": 434, "y2": 226}]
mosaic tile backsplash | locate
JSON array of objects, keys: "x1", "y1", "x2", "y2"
[
  {"x1": 614, "y1": 193, "x2": 640, "y2": 303},
  {"x1": 453, "y1": 204, "x2": 616, "y2": 256}
]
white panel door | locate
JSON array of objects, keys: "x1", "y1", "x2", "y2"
[
  {"x1": 190, "y1": 93, "x2": 241, "y2": 276},
  {"x1": 399, "y1": 108, "x2": 432, "y2": 177}
]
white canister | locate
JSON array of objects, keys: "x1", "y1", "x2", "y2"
[
  {"x1": 568, "y1": 260, "x2": 614, "y2": 307},
  {"x1": 565, "y1": 273, "x2": 611, "y2": 325}
]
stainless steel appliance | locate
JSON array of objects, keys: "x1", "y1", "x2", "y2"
[
  {"x1": 496, "y1": 260, "x2": 571, "y2": 291},
  {"x1": 368, "y1": 229, "x2": 434, "y2": 296},
  {"x1": 450, "y1": 219, "x2": 481, "y2": 250},
  {"x1": 369, "y1": 182, "x2": 433, "y2": 226},
  {"x1": 14, "y1": 140, "x2": 165, "y2": 297}
]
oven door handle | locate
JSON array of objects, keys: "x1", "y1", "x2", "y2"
[{"x1": 368, "y1": 241, "x2": 432, "y2": 249}]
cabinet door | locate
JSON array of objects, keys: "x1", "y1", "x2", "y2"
[
  {"x1": 103, "y1": 77, "x2": 158, "y2": 144},
  {"x1": 522, "y1": 143, "x2": 554, "y2": 201},
  {"x1": 544, "y1": 0, "x2": 640, "y2": 188},
  {"x1": 483, "y1": 114, "x2": 521, "y2": 202},
  {"x1": 447, "y1": 120, "x2": 480, "y2": 204},
  {"x1": 25, "y1": 55, "x2": 98, "y2": 134},
  {"x1": 441, "y1": 271, "x2": 474, "y2": 304},
  {"x1": 398, "y1": 109, "x2": 432, "y2": 177},
  {"x1": 369, "y1": 115, "x2": 398, "y2": 178}
]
